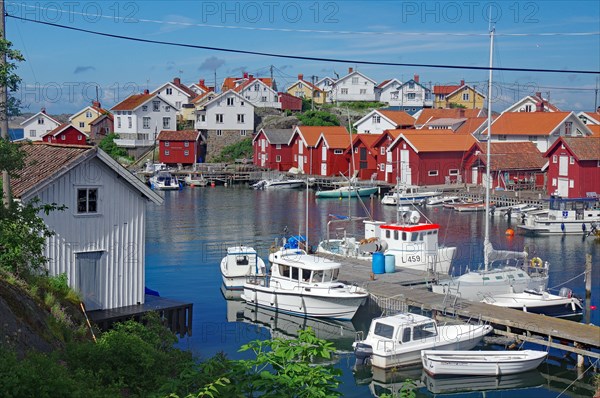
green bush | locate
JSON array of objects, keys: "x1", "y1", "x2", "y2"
[
  {"x1": 98, "y1": 134, "x2": 132, "y2": 161},
  {"x1": 211, "y1": 138, "x2": 253, "y2": 163},
  {"x1": 297, "y1": 110, "x2": 340, "y2": 126}
]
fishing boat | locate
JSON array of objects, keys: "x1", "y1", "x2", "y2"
[
  {"x1": 149, "y1": 170, "x2": 181, "y2": 190},
  {"x1": 220, "y1": 246, "x2": 267, "y2": 290},
  {"x1": 517, "y1": 196, "x2": 600, "y2": 235},
  {"x1": 430, "y1": 28, "x2": 549, "y2": 301},
  {"x1": 353, "y1": 313, "x2": 492, "y2": 369},
  {"x1": 316, "y1": 208, "x2": 456, "y2": 274},
  {"x1": 381, "y1": 185, "x2": 441, "y2": 206},
  {"x1": 481, "y1": 287, "x2": 583, "y2": 319},
  {"x1": 184, "y1": 173, "x2": 208, "y2": 187},
  {"x1": 241, "y1": 248, "x2": 368, "y2": 320},
  {"x1": 421, "y1": 349, "x2": 548, "y2": 376},
  {"x1": 316, "y1": 185, "x2": 378, "y2": 198},
  {"x1": 252, "y1": 176, "x2": 305, "y2": 189}
]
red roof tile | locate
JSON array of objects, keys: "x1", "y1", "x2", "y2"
[
  {"x1": 112, "y1": 93, "x2": 154, "y2": 111},
  {"x1": 222, "y1": 77, "x2": 273, "y2": 91},
  {"x1": 395, "y1": 131, "x2": 476, "y2": 152},
  {"x1": 379, "y1": 110, "x2": 415, "y2": 127},
  {"x1": 476, "y1": 141, "x2": 545, "y2": 170},
  {"x1": 156, "y1": 130, "x2": 200, "y2": 141},
  {"x1": 483, "y1": 112, "x2": 572, "y2": 136},
  {"x1": 433, "y1": 85, "x2": 461, "y2": 95},
  {"x1": 559, "y1": 137, "x2": 600, "y2": 161},
  {"x1": 415, "y1": 108, "x2": 483, "y2": 126},
  {"x1": 296, "y1": 126, "x2": 348, "y2": 147},
  {"x1": 377, "y1": 79, "x2": 391, "y2": 89},
  {"x1": 587, "y1": 124, "x2": 600, "y2": 137}
]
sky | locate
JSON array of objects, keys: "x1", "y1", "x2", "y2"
[{"x1": 5, "y1": 0, "x2": 600, "y2": 114}]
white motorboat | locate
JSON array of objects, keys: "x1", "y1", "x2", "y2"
[
  {"x1": 317, "y1": 209, "x2": 456, "y2": 274},
  {"x1": 149, "y1": 170, "x2": 181, "y2": 190},
  {"x1": 381, "y1": 185, "x2": 441, "y2": 206},
  {"x1": 421, "y1": 349, "x2": 548, "y2": 376},
  {"x1": 315, "y1": 185, "x2": 378, "y2": 198},
  {"x1": 184, "y1": 173, "x2": 208, "y2": 187},
  {"x1": 353, "y1": 313, "x2": 492, "y2": 369},
  {"x1": 241, "y1": 248, "x2": 368, "y2": 320},
  {"x1": 517, "y1": 196, "x2": 600, "y2": 235},
  {"x1": 252, "y1": 176, "x2": 305, "y2": 189},
  {"x1": 430, "y1": 29, "x2": 549, "y2": 301},
  {"x1": 481, "y1": 287, "x2": 583, "y2": 319},
  {"x1": 426, "y1": 195, "x2": 460, "y2": 206},
  {"x1": 220, "y1": 246, "x2": 267, "y2": 290}
]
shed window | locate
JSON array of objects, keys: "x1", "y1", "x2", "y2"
[
  {"x1": 334, "y1": 149, "x2": 343, "y2": 155},
  {"x1": 77, "y1": 188, "x2": 98, "y2": 214},
  {"x1": 428, "y1": 170, "x2": 438, "y2": 176}
]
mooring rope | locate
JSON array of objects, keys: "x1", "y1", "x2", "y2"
[{"x1": 555, "y1": 358, "x2": 598, "y2": 398}]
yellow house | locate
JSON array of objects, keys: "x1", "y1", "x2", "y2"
[
  {"x1": 69, "y1": 101, "x2": 107, "y2": 134},
  {"x1": 433, "y1": 80, "x2": 485, "y2": 109},
  {"x1": 287, "y1": 74, "x2": 327, "y2": 104}
]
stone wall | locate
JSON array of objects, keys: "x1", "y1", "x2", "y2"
[{"x1": 205, "y1": 129, "x2": 248, "y2": 161}]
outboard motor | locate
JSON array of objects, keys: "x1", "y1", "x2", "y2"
[
  {"x1": 354, "y1": 343, "x2": 373, "y2": 366},
  {"x1": 559, "y1": 287, "x2": 573, "y2": 298}
]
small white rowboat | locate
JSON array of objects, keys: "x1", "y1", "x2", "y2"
[{"x1": 422, "y1": 349, "x2": 548, "y2": 376}]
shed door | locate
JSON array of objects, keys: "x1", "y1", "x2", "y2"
[
  {"x1": 471, "y1": 167, "x2": 478, "y2": 184},
  {"x1": 400, "y1": 150, "x2": 411, "y2": 185},
  {"x1": 559, "y1": 156, "x2": 569, "y2": 177},
  {"x1": 321, "y1": 163, "x2": 327, "y2": 176},
  {"x1": 76, "y1": 251, "x2": 104, "y2": 311},
  {"x1": 557, "y1": 178, "x2": 569, "y2": 197}
]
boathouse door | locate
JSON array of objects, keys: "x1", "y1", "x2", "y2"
[
  {"x1": 400, "y1": 150, "x2": 411, "y2": 185},
  {"x1": 75, "y1": 251, "x2": 104, "y2": 311},
  {"x1": 471, "y1": 167, "x2": 478, "y2": 184}
]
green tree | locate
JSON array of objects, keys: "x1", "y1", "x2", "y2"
[
  {"x1": 297, "y1": 110, "x2": 340, "y2": 126},
  {"x1": 0, "y1": 37, "x2": 25, "y2": 117}
]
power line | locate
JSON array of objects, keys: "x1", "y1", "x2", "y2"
[
  {"x1": 7, "y1": 2, "x2": 600, "y2": 38},
  {"x1": 7, "y1": 14, "x2": 600, "y2": 76}
]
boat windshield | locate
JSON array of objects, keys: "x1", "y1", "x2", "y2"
[
  {"x1": 373, "y1": 322, "x2": 394, "y2": 339},
  {"x1": 412, "y1": 322, "x2": 437, "y2": 341},
  {"x1": 322, "y1": 268, "x2": 339, "y2": 282}
]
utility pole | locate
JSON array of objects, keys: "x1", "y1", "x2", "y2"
[
  {"x1": 1, "y1": 0, "x2": 11, "y2": 208},
  {"x1": 311, "y1": 75, "x2": 316, "y2": 111},
  {"x1": 214, "y1": 69, "x2": 217, "y2": 93},
  {"x1": 594, "y1": 77, "x2": 599, "y2": 110}
]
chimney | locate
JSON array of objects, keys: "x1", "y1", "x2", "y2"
[
  {"x1": 41, "y1": 107, "x2": 46, "y2": 114},
  {"x1": 243, "y1": 72, "x2": 248, "y2": 79},
  {"x1": 536, "y1": 101, "x2": 544, "y2": 112},
  {"x1": 144, "y1": 89, "x2": 149, "y2": 94},
  {"x1": 535, "y1": 91, "x2": 542, "y2": 99},
  {"x1": 92, "y1": 100, "x2": 101, "y2": 108},
  {"x1": 460, "y1": 79, "x2": 465, "y2": 86},
  {"x1": 459, "y1": 109, "x2": 465, "y2": 118},
  {"x1": 248, "y1": 74, "x2": 254, "y2": 80},
  {"x1": 298, "y1": 73, "x2": 304, "y2": 81},
  {"x1": 348, "y1": 67, "x2": 354, "y2": 73},
  {"x1": 414, "y1": 74, "x2": 419, "y2": 83},
  {"x1": 173, "y1": 77, "x2": 181, "y2": 85},
  {"x1": 199, "y1": 79, "x2": 205, "y2": 86}
]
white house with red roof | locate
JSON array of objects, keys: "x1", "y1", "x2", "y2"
[
  {"x1": 329, "y1": 68, "x2": 377, "y2": 102},
  {"x1": 152, "y1": 77, "x2": 197, "y2": 112},
  {"x1": 111, "y1": 90, "x2": 176, "y2": 147},
  {"x1": 316, "y1": 76, "x2": 336, "y2": 100},
  {"x1": 353, "y1": 109, "x2": 415, "y2": 134},
  {"x1": 577, "y1": 108, "x2": 600, "y2": 125},
  {"x1": 233, "y1": 77, "x2": 280, "y2": 109},
  {"x1": 478, "y1": 111, "x2": 593, "y2": 152},
  {"x1": 19, "y1": 108, "x2": 61, "y2": 142},
  {"x1": 503, "y1": 92, "x2": 561, "y2": 113},
  {"x1": 189, "y1": 78, "x2": 213, "y2": 96},
  {"x1": 375, "y1": 78, "x2": 402, "y2": 105}
]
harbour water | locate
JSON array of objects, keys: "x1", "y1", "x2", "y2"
[{"x1": 145, "y1": 186, "x2": 599, "y2": 397}]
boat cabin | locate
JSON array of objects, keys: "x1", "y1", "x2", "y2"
[
  {"x1": 369, "y1": 313, "x2": 438, "y2": 343},
  {"x1": 270, "y1": 250, "x2": 342, "y2": 284},
  {"x1": 548, "y1": 196, "x2": 600, "y2": 220},
  {"x1": 364, "y1": 220, "x2": 440, "y2": 250},
  {"x1": 224, "y1": 246, "x2": 263, "y2": 274}
]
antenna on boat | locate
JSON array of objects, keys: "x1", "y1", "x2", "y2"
[{"x1": 483, "y1": 23, "x2": 495, "y2": 271}]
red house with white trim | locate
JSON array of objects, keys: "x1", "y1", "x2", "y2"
[
  {"x1": 42, "y1": 124, "x2": 88, "y2": 145},
  {"x1": 156, "y1": 130, "x2": 202, "y2": 165},
  {"x1": 370, "y1": 130, "x2": 402, "y2": 182},
  {"x1": 314, "y1": 132, "x2": 351, "y2": 177},
  {"x1": 252, "y1": 128, "x2": 295, "y2": 171},
  {"x1": 544, "y1": 137, "x2": 600, "y2": 198},
  {"x1": 388, "y1": 131, "x2": 476, "y2": 186},
  {"x1": 347, "y1": 134, "x2": 380, "y2": 180},
  {"x1": 289, "y1": 126, "x2": 349, "y2": 175},
  {"x1": 463, "y1": 141, "x2": 546, "y2": 189}
]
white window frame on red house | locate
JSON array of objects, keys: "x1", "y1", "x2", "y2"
[
  {"x1": 552, "y1": 178, "x2": 557, "y2": 186},
  {"x1": 276, "y1": 155, "x2": 281, "y2": 162},
  {"x1": 428, "y1": 170, "x2": 438, "y2": 176},
  {"x1": 552, "y1": 155, "x2": 557, "y2": 163},
  {"x1": 276, "y1": 144, "x2": 281, "y2": 149},
  {"x1": 184, "y1": 150, "x2": 189, "y2": 156},
  {"x1": 449, "y1": 169, "x2": 459, "y2": 175},
  {"x1": 379, "y1": 163, "x2": 385, "y2": 171},
  {"x1": 570, "y1": 156, "x2": 574, "y2": 164},
  {"x1": 184, "y1": 141, "x2": 189, "y2": 147},
  {"x1": 334, "y1": 149, "x2": 343, "y2": 155},
  {"x1": 165, "y1": 150, "x2": 170, "y2": 156},
  {"x1": 380, "y1": 146, "x2": 385, "y2": 155},
  {"x1": 294, "y1": 154, "x2": 297, "y2": 161}
]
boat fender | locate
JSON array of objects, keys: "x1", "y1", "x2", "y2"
[
  {"x1": 582, "y1": 223, "x2": 586, "y2": 232},
  {"x1": 530, "y1": 257, "x2": 543, "y2": 268},
  {"x1": 561, "y1": 223, "x2": 565, "y2": 232}
]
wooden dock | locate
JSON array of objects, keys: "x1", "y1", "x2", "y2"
[
  {"x1": 330, "y1": 254, "x2": 600, "y2": 363},
  {"x1": 88, "y1": 295, "x2": 193, "y2": 337}
]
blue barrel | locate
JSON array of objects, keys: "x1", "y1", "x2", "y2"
[
  {"x1": 372, "y1": 252, "x2": 385, "y2": 274},
  {"x1": 385, "y1": 254, "x2": 395, "y2": 273}
]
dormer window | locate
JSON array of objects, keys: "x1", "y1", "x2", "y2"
[
  {"x1": 152, "y1": 101, "x2": 160, "y2": 111},
  {"x1": 565, "y1": 122, "x2": 572, "y2": 135},
  {"x1": 38, "y1": 118, "x2": 44, "y2": 125},
  {"x1": 85, "y1": 111, "x2": 92, "y2": 118},
  {"x1": 166, "y1": 88, "x2": 173, "y2": 95}
]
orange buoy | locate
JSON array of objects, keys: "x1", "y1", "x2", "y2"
[{"x1": 505, "y1": 228, "x2": 515, "y2": 236}]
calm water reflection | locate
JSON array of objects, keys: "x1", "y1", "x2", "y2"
[{"x1": 145, "y1": 186, "x2": 600, "y2": 397}]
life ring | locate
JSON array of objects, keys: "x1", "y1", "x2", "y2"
[{"x1": 530, "y1": 257, "x2": 543, "y2": 268}]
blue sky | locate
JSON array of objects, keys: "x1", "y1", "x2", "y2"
[{"x1": 6, "y1": 0, "x2": 600, "y2": 114}]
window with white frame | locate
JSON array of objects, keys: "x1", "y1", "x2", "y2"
[
  {"x1": 276, "y1": 144, "x2": 281, "y2": 149},
  {"x1": 352, "y1": 77, "x2": 359, "y2": 85},
  {"x1": 175, "y1": 101, "x2": 181, "y2": 109},
  {"x1": 142, "y1": 105, "x2": 148, "y2": 112},
  {"x1": 372, "y1": 115, "x2": 381, "y2": 124},
  {"x1": 449, "y1": 169, "x2": 459, "y2": 175},
  {"x1": 552, "y1": 155, "x2": 557, "y2": 163},
  {"x1": 428, "y1": 170, "x2": 439, "y2": 176},
  {"x1": 216, "y1": 114, "x2": 224, "y2": 123},
  {"x1": 166, "y1": 88, "x2": 173, "y2": 95},
  {"x1": 143, "y1": 117, "x2": 150, "y2": 129},
  {"x1": 565, "y1": 122, "x2": 572, "y2": 135},
  {"x1": 261, "y1": 96, "x2": 267, "y2": 102},
  {"x1": 407, "y1": 93, "x2": 415, "y2": 99},
  {"x1": 240, "y1": 130, "x2": 247, "y2": 136},
  {"x1": 379, "y1": 163, "x2": 385, "y2": 171},
  {"x1": 276, "y1": 155, "x2": 281, "y2": 162},
  {"x1": 380, "y1": 146, "x2": 385, "y2": 155},
  {"x1": 341, "y1": 88, "x2": 348, "y2": 95},
  {"x1": 570, "y1": 156, "x2": 574, "y2": 164},
  {"x1": 85, "y1": 111, "x2": 92, "y2": 118},
  {"x1": 408, "y1": 82, "x2": 415, "y2": 89},
  {"x1": 462, "y1": 92, "x2": 469, "y2": 101},
  {"x1": 334, "y1": 149, "x2": 343, "y2": 155},
  {"x1": 128, "y1": 117, "x2": 132, "y2": 128},
  {"x1": 184, "y1": 150, "x2": 189, "y2": 156},
  {"x1": 360, "y1": 89, "x2": 366, "y2": 95},
  {"x1": 227, "y1": 97, "x2": 234, "y2": 106},
  {"x1": 117, "y1": 117, "x2": 121, "y2": 128},
  {"x1": 77, "y1": 188, "x2": 98, "y2": 214},
  {"x1": 294, "y1": 154, "x2": 297, "y2": 161},
  {"x1": 216, "y1": 130, "x2": 222, "y2": 136},
  {"x1": 569, "y1": 179, "x2": 574, "y2": 188},
  {"x1": 38, "y1": 118, "x2": 44, "y2": 124},
  {"x1": 162, "y1": 117, "x2": 170, "y2": 129},
  {"x1": 165, "y1": 106, "x2": 171, "y2": 112},
  {"x1": 354, "y1": 147, "x2": 358, "y2": 153},
  {"x1": 237, "y1": 114, "x2": 245, "y2": 123},
  {"x1": 152, "y1": 101, "x2": 160, "y2": 111},
  {"x1": 78, "y1": 135, "x2": 83, "y2": 141},
  {"x1": 79, "y1": 122, "x2": 85, "y2": 128},
  {"x1": 184, "y1": 141, "x2": 189, "y2": 147},
  {"x1": 200, "y1": 114, "x2": 205, "y2": 122},
  {"x1": 165, "y1": 141, "x2": 170, "y2": 147},
  {"x1": 29, "y1": 130, "x2": 36, "y2": 137},
  {"x1": 552, "y1": 178, "x2": 557, "y2": 186},
  {"x1": 165, "y1": 150, "x2": 170, "y2": 156}
]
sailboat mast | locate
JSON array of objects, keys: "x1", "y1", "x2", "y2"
[{"x1": 484, "y1": 28, "x2": 495, "y2": 270}]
